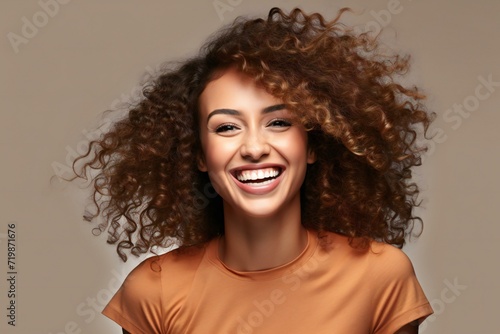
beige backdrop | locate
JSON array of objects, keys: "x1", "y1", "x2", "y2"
[{"x1": 1, "y1": 0, "x2": 499, "y2": 333}]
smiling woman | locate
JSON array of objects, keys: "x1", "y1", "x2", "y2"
[
  {"x1": 198, "y1": 68, "x2": 314, "y2": 218},
  {"x1": 72, "y1": 7, "x2": 433, "y2": 334}
]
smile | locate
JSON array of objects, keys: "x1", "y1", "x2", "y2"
[
  {"x1": 235, "y1": 167, "x2": 281, "y2": 184},
  {"x1": 230, "y1": 165, "x2": 285, "y2": 194}
]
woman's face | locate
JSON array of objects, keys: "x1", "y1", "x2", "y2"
[{"x1": 198, "y1": 68, "x2": 315, "y2": 219}]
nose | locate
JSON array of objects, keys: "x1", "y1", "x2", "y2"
[{"x1": 239, "y1": 129, "x2": 271, "y2": 161}]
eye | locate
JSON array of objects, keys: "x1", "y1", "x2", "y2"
[
  {"x1": 215, "y1": 123, "x2": 240, "y2": 133},
  {"x1": 268, "y1": 118, "x2": 292, "y2": 128}
]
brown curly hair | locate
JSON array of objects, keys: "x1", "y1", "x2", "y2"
[{"x1": 73, "y1": 7, "x2": 433, "y2": 261}]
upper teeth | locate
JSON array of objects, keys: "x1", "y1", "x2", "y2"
[{"x1": 236, "y1": 168, "x2": 280, "y2": 181}]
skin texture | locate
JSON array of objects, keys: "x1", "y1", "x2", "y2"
[{"x1": 198, "y1": 68, "x2": 315, "y2": 271}]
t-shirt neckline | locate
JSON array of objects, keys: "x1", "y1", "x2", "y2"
[{"x1": 205, "y1": 229, "x2": 319, "y2": 281}]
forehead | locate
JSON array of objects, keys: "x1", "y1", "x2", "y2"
[{"x1": 199, "y1": 68, "x2": 282, "y2": 114}]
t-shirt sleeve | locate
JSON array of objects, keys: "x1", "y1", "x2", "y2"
[
  {"x1": 102, "y1": 256, "x2": 164, "y2": 334},
  {"x1": 371, "y1": 246, "x2": 433, "y2": 334}
]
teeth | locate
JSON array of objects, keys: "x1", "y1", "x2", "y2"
[{"x1": 236, "y1": 167, "x2": 280, "y2": 182}]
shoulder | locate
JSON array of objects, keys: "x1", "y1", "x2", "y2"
[
  {"x1": 315, "y1": 231, "x2": 432, "y2": 332},
  {"x1": 119, "y1": 243, "x2": 208, "y2": 301},
  {"x1": 367, "y1": 240, "x2": 416, "y2": 282},
  {"x1": 102, "y1": 242, "x2": 210, "y2": 332},
  {"x1": 131, "y1": 243, "x2": 207, "y2": 282},
  {"x1": 318, "y1": 231, "x2": 416, "y2": 279}
]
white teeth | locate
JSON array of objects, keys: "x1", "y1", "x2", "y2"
[{"x1": 236, "y1": 167, "x2": 280, "y2": 182}]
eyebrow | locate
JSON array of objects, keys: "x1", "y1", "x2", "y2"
[{"x1": 206, "y1": 104, "x2": 286, "y2": 122}]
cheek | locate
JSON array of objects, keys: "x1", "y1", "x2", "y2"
[
  {"x1": 202, "y1": 140, "x2": 237, "y2": 198},
  {"x1": 275, "y1": 131, "x2": 309, "y2": 162},
  {"x1": 202, "y1": 138, "x2": 237, "y2": 171}
]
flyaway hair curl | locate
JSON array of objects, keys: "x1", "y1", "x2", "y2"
[{"x1": 72, "y1": 7, "x2": 433, "y2": 261}]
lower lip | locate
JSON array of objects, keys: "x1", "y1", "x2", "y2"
[{"x1": 231, "y1": 171, "x2": 284, "y2": 195}]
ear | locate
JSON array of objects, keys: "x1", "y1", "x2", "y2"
[
  {"x1": 197, "y1": 152, "x2": 208, "y2": 172},
  {"x1": 307, "y1": 147, "x2": 317, "y2": 164}
]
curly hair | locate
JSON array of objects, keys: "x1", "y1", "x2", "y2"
[{"x1": 73, "y1": 7, "x2": 433, "y2": 261}]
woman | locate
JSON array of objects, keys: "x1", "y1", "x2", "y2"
[{"x1": 74, "y1": 7, "x2": 433, "y2": 333}]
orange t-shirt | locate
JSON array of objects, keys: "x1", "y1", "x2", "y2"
[{"x1": 102, "y1": 230, "x2": 433, "y2": 333}]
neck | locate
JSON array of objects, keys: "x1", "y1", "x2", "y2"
[{"x1": 220, "y1": 197, "x2": 308, "y2": 271}]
